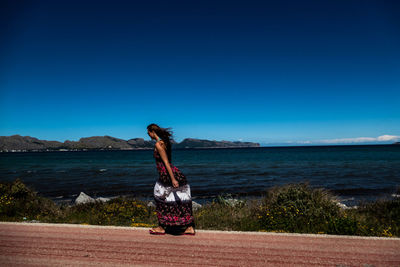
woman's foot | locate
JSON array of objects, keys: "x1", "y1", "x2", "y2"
[
  {"x1": 183, "y1": 226, "x2": 195, "y2": 235},
  {"x1": 150, "y1": 226, "x2": 165, "y2": 234}
]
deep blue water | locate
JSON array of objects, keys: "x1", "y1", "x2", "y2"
[{"x1": 1, "y1": 145, "x2": 399, "y2": 206}]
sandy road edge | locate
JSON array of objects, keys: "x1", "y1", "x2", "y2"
[{"x1": 1, "y1": 221, "x2": 399, "y2": 241}]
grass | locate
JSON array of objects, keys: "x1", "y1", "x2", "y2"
[{"x1": 1, "y1": 179, "x2": 399, "y2": 237}]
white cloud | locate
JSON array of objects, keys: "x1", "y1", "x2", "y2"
[
  {"x1": 285, "y1": 140, "x2": 312, "y2": 144},
  {"x1": 377, "y1": 135, "x2": 400, "y2": 141},
  {"x1": 290, "y1": 135, "x2": 400, "y2": 145},
  {"x1": 318, "y1": 137, "x2": 376, "y2": 144}
]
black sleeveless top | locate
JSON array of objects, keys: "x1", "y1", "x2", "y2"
[{"x1": 153, "y1": 141, "x2": 187, "y2": 186}]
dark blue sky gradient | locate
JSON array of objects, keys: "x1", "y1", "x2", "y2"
[{"x1": 1, "y1": 1, "x2": 399, "y2": 145}]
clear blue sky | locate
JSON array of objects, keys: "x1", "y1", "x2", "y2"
[{"x1": 1, "y1": 0, "x2": 399, "y2": 146}]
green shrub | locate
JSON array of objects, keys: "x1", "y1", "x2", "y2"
[
  {"x1": 194, "y1": 195, "x2": 261, "y2": 231},
  {"x1": 327, "y1": 215, "x2": 359, "y2": 235},
  {"x1": 256, "y1": 183, "x2": 343, "y2": 234},
  {"x1": 0, "y1": 178, "x2": 60, "y2": 221},
  {"x1": 347, "y1": 197, "x2": 400, "y2": 237},
  {"x1": 60, "y1": 197, "x2": 157, "y2": 226}
]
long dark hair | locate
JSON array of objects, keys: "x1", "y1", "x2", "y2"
[{"x1": 147, "y1": 123, "x2": 174, "y2": 162}]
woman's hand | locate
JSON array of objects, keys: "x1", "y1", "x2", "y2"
[{"x1": 171, "y1": 179, "x2": 179, "y2": 188}]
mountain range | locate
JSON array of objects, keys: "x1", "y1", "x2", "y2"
[{"x1": 0, "y1": 135, "x2": 260, "y2": 152}]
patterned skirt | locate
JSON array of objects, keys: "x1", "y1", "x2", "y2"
[{"x1": 153, "y1": 179, "x2": 195, "y2": 227}]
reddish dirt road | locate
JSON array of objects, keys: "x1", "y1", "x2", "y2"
[{"x1": 0, "y1": 222, "x2": 399, "y2": 266}]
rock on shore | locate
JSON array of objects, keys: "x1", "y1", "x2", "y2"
[{"x1": 74, "y1": 192, "x2": 111, "y2": 205}]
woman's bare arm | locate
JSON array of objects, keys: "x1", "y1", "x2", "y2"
[{"x1": 155, "y1": 141, "x2": 178, "y2": 187}]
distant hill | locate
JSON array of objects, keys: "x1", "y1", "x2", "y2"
[
  {"x1": 0, "y1": 135, "x2": 64, "y2": 151},
  {"x1": 0, "y1": 135, "x2": 260, "y2": 152},
  {"x1": 174, "y1": 138, "x2": 260, "y2": 149},
  {"x1": 393, "y1": 142, "x2": 400, "y2": 145}
]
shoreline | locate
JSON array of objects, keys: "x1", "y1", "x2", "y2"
[
  {"x1": 0, "y1": 147, "x2": 258, "y2": 153},
  {"x1": 1, "y1": 143, "x2": 398, "y2": 153},
  {"x1": 49, "y1": 190, "x2": 400, "y2": 209},
  {"x1": 50, "y1": 192, "x2": 359, "y2": 208},
  {"x1": 49, "y1": 193, "x2": 387, "y2": 213}
]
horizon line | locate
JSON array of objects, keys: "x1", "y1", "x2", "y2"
[{"x1": 1, "y1": 133, "x2": 399, "y2": 147}]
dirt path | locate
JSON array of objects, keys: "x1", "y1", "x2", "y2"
[{"x1": 0, "y1": 222, "x2": 399, "y2": 266}]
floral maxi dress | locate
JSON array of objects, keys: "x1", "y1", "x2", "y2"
[{"x1": 153, "y1": 147, "x2": 195, "y2": 228}]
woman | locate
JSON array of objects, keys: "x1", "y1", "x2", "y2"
[{"x1": 147, "y1": 123, "x2": 195, "y2": 235}]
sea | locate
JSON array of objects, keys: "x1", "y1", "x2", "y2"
[{"x1": 1, "y1": 145, "x2": 399, "y2": 207}]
